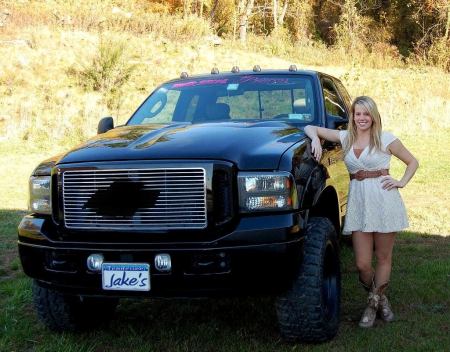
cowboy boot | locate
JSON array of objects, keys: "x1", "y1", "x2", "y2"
[
  {"x1": 376, "y1": 281, "x2": 394, "y2": 323},
  {"x1": 359, "y1": 291, "x2": 379, "y2": 328},
  {"x1": 358, "y1": 275, "x2": 379, "y2": 328},
  {"x1": 357, "y1": 275, "x2": 373, "y2": 292}
]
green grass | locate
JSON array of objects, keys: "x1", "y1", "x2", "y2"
[{"x1": 1, "y1": 231, "x2": 450, "y2": 351}]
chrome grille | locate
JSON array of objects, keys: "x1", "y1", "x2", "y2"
[{"x1": 62, "y1": 168, "x2": 207, "y2": 230}]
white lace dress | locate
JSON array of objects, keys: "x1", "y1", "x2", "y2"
[{"x1": 339, "y1": 130, "x2": 409, "y2": 234}]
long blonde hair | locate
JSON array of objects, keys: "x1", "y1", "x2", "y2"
[{"x1": 343, "y1": 96, "x2": 382, "y2": 155}]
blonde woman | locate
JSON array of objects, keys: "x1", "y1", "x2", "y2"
[{"x1": 304, "y1": 96, "x2": 418, "y2": 328}]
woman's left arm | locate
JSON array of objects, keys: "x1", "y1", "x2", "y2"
[{"x1": 381, "y1": 139, "x2": 419, "y2": 190}]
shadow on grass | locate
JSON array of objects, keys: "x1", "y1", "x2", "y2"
[
  {"x1": 338, "y1": 230, "x2": 450, "y2": 350},
  {"x1": 0, "y1": 209, "x2": 27, "y2": 280}
]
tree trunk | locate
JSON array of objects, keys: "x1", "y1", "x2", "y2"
[
  {"x1": 239, "y1": 0, "x2": 255, "y2": 42},
  {"x1": 445, "y1": 4, "x2": 450, "y2": 40},
  {"x1": 183, "y1": 0, "x2": 191, "y2": 18},
  {"x1": 210, "y1": 0, "x2": 218, "y2": 21},
  {"x1": 273, "y1": 0, "x2": 278, "y2": 28},
  {"x1": 278, "y1": 0, "x2": 288, "y2": 25}
]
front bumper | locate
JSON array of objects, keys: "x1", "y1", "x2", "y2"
[{"x1": 18, "y1": 214, "x2": 306, "y2": 298}]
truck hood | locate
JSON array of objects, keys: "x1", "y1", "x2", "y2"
[{"x1": 57, "y1": 121, "x2": 306, "y2": 170}]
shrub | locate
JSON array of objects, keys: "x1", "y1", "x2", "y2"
[
  {"x1": 68, "y1": 36, "x2": 137, "y2": 92},
  {"x1": 427, "y1": 38, "x2": 450, "y2": 72}
]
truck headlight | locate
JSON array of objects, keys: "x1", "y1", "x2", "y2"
[
  {"x1": 238, "y1": 172, "x2": 296, "y2": 213},
  {"x1": 29, "y1": 176, "x2": 51, "y2": 214},
  {"x1": 28, "y1": 160, "x2": 56, "y2": 215}
]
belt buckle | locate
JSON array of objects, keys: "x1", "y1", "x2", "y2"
[{"x1": 355, "y1": 170, "x2": 365, "y2": 181}]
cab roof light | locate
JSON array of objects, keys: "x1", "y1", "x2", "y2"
[
  {"x1": 211, "y1": 68, "x2": 219, "y2": 74},
  {"x1": 253, "y1": 65, "x2": 261, "y2": 72},
  {"x1": 231, "y1": 66, "x2": 239, "y2": 73},
  {"x1": 180, "y1": 72, "x2": 189, "y2": 78},
  {"x1": 289, "y1": 65, "x2": 297, "y2": 72}
]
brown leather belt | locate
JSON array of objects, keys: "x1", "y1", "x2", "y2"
[{"x1": 349, "y1": 169, "x2": 389, "y2": 181}]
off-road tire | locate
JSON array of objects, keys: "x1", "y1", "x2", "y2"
[
  {"x1": 33, "y1": 280, "x2": 118, "y2": 332},
  {"x1": 276, "y1": 217, "x2": 341, "y2": 343}
]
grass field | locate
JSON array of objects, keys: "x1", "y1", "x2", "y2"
[
  {"x1": 1, "y1": 9, "x2": 450, "y2": 351},
  {"x1": 2, "y1": 208, "x2": 450, "y2": 351}
]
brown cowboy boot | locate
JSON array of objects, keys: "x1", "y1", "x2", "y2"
[
  {"x1": 358, "y1": 275, "x2": 379, "y2": 328},
  {"x1": 357, "y1": 275, "x2": 373, "y2": 292},
  {"x1": 376, "y1": 281, "x2": 394, "y2": 323}
]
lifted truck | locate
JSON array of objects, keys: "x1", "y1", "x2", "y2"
[{"x1": 19, "y1": 65, "x2": 351, "y2": 343}]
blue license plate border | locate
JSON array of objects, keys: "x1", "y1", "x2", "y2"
[{"x1": 102, "y1": 262, "x2": 151, "y2": 291}]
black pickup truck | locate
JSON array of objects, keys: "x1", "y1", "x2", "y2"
[{"x1": 18, "y1": 66, "x2": 351, "y2": 343}]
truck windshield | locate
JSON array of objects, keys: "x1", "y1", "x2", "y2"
[{"x1": 127, "y1": 74, "x2": 317, "y2": 125}]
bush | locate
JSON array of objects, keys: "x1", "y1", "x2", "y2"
[
  {"x1": 68, "y1": 36, "x2": 137, "y2": 92},
  {"x1": 427, "y1": 38, "x2": 450, "y2": 72}
]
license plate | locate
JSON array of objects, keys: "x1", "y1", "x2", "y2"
[{"x1": 102, "y1": 263, "x2": 150, "y2": 291}]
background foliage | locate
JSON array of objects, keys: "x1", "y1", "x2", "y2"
[{"x1": 2, "y1": 0, "x2": 450, "y2": 66}]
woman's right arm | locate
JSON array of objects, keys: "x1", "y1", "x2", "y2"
[{"x1": 304, "y1": 126, "x2": 341, "y2": 162}]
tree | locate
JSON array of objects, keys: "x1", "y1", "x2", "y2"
[
  {"x1": 278, "y1": 0, "x2": 288, "y2": 25},
  {"x1": 210, "y1": 0, "x2": 235, "y2": 36},
  {"x1": 286, "y1": 0, "x2": 315, "y2": 45},
  {"x1": 410, "y1": 0, "x2": 450, "y2": 42},
  {"x1": 272, "y1": 0, "x2": 288, "y2": 27},
  {"x1": 410, "y1": 0, "x2": 450, "y2": 70},
  {"x1": 238, "y1": 0, "x2": 255, "y2": 42},
  {"x1": 333, "y1": 0, "x2": 369, "y2": 53}
]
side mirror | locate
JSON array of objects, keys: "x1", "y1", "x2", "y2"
[
  {"x1": 326, "y1": 113, "x2": 348, "y2": 130},
  {"x1": 333, "y1": 118, "x2": 348, "y2": 130},
  {"x1": 97, "y1": 117, "x2": 114, "y2": 134}
]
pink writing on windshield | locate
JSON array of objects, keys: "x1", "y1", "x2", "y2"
[
  {"x1": 173, "y1": 79, "x2": 229, "y2": 88},
  {"x1": 199, "y1": 79, "x2": 229, "y2": 85},
  {"x1": 172, "y1": 76, "x2": 290, "y2": 89},
  {"x1": 172, "y1": 81, "x2": 198, "y2": 88},
  {"x1": 238, "y1": 76, "x2": 289, "y2": 84}
]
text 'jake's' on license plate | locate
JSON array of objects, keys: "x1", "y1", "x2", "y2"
[{"x1": 102, "y1": 263, "x2": 150, "y2": 291}]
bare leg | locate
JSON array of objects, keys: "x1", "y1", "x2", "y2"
[
  {"x1": 354, "y1": 231, "x2": 397, "y2": 327},
  {"x1": 352, "y1": 231, "x2": 375, "y2": 286},
  {"x1": 353, "y1": 231, "x2": 378, "y2": 328},
  {"x1": 373, "y1": 232, "x2": 397, "y2": 286},
  {"x1": 373, "y1": 232, "x2": 397, "y2": 323}
]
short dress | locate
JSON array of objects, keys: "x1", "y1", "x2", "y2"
[{"x1": 339, "y1": 130, "x2": 409, "y2": 234}]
